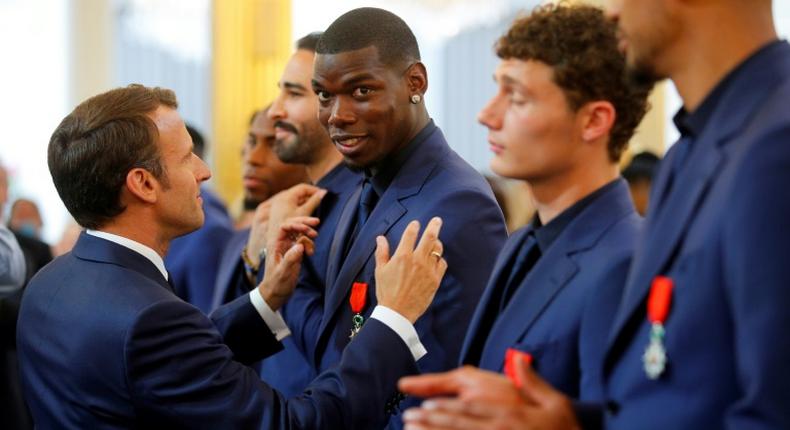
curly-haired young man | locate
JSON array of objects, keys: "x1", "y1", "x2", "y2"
[{"x1": 401, "y1": 3, "x2": 652, "y2": 427}]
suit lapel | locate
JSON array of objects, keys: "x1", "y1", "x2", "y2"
[
  {"x1": 479, "y1": 253, "x2": 578, "y2": 370},
  {"x1": 603, "y1": 45, "x2": 790, "y2": 368},
  {"x1": 317, "y1": 129, "x2": 446, "y2": 349},
  {"x1": 73, "y1": 232, "x2": 172, "y2": 292},
  {"x1": 459, "y1": 229, "x2": 530, "y2": 364},
  {"x1": 325, "y1": 185, "x2": 363, "y2": 289},
  {"x1": 477, "y1": 180, "x2": 634, "y2": 371}
]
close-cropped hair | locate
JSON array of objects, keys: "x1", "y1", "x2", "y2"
[
  {"x1": 497, "y1": 3, "x2": 652, "y2": 161},
  {"x1": 316, "y1": 7, "x2": 420, "y2": 67},
  {"x1": 48, "y1": 84, "x2": 177, "y2": 229},
  {"x1": 296, "y1": 32, "x2": 322, "y2": 52}
]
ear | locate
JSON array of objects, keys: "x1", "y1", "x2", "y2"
[
  {"x1": 405, "y1": 61, "x2": 428, "y2": 96},
  {"x1": 125, "y1": 168, "x2": 159, "y2": 205},
  {"x1": 580, "y1": 101, "x2": 616, "y2": 143}
]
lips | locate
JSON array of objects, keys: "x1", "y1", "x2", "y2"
[
  {"x1": 488, "y1": 138, "x2": 504, "y2": 155},
  {"x1": 332, "y1": 134, "x2": 368, "y2": 156}
]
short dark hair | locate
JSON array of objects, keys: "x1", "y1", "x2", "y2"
[
  {"x1": 48, "y1": 84, "x2": 177, "y2": 230},
  {"x1": 496, "y1": 3, "x2": 652, "y2": 161},
  {"x1": 623, "y1": 151, "x2": 660, "y2": 183},
  {"x1": 185, "y1": 124, "x2": 205, "y2": 159},
  {"x1": 316, "y1": 7, "x2": 420, "y2": 67},
  {"x1": 296, "y1": 32, "x2": 322, "y2": 52}
]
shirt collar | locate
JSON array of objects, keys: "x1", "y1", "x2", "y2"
[
  {"x1": 673, "y1": 39, "x2": 785, "y2": 139},
  {"x1": 530, "y1": 178, "x2": 621, "y2": 253},
  {"x1": 365, "y1": 120, "x2": 437, "y2": 197},
  {"x1": 85, "y1": 230, "x2": 168, "y2": 280}
]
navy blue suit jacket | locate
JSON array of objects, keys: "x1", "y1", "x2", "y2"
[
  {"x1": 165, "y1": 187, "x2": 233, "y2": 314},
  {"x1": 285, "y1": 126, "x2": 508, "y2": 425},
  {"x1": 599, "y1": 41, "x2": 790, "y2": 429},
  {"x1": 17, "y1": 232, "x2": 418, "y2": 429},
  {"x1": 211, "y1": 165, "x2": 360, "y2": 397},
  {"x1": 459, "y1": 179, "x2": 641, "y2": 399}
]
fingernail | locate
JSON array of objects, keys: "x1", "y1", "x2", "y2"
[
  {"x1": 422, "y1": 400, "x2": 438, "y2": 410},
  {"x1": 433, "y1": 216, "x2": 442, "y2": 225},
  {"x1": 402, "y1": 409, "x2": 420, "y2": 420}
]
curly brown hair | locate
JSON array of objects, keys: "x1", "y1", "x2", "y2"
[{"x1": 496, "y1": 3, "x2": 652, "y2": 161}]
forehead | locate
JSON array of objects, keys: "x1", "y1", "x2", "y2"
[
  {"x1": 282, "y1": 49, "x2": 316, "y2": 83},
  {"x1": 495, "y1": 58, "x2": 556, "y2": 87},
  {"x1": 250, "y1": 112, "x2": 275, "y2": 136},
  {"x1": 149, "y1": 105, "x2": 189, "y2": 152},
  {"x1": 313, "y1": 46, "x2": 398, "y2": 87}
]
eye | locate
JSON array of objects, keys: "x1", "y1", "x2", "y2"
[
  {"x1": 352, "y1": 87, "x2": 373, "y2": 98},
  {"x1": 316, "y1": 90, "x2": 331, "y2": 102}
]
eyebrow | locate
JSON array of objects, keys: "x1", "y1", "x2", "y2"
[
  {"x1": 282, "y1": 81, "x2": 307, "y2": 92},
  {"x1": 312, "y1": 73, "x2": 380, "y2": 91}
]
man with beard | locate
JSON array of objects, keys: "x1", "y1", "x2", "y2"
[
  {"x1": 399, "y1": 0, "x2": 790, "y2": 428},
  {"x1": 225, "y1": 32, "x2": 362, "y2": 397},
  {"x1": 211, "y1": 107, "x2": 307, "y2": 310}
]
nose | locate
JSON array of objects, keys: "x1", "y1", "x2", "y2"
[
  {"x1": 477, "y1": 94, "x2": 504, "y2": 131},
  {"x1": 194, "y1": 154, "x2": 211, "y2": 183},
  {"x1": 268, "y1": 92, "x2": 285, "y2": 121},
  {"x1": 326, "y1": 97, "x2": 355, "y2": 128}
]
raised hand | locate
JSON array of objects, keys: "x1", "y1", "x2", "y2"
[
  {"x1": 257, "y1": 215, "x2": 320, "y2": 311},
  {"x1": 265, "y1": 183, "x2": 327, "y2": 249},
  {"x1": 374, "y1": 217, "x2": 448, "y2": 324}
]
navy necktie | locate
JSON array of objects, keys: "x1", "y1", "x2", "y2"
[
  {"x1": 342, "y1": 179, "x2": 379, "y2": 259},
  {"x1": 499, "y1": 232, "x2": 541, "y2": 311},
  {"x1": 464, "y1": 231, "x2": 541, "y2": 365}
]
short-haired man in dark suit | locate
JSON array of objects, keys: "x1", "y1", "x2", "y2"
[
  {"x1": 17, "y1": 84, "x2": 448, "y2": 429},
  {"x1": 398, "y1": 0, "x2": 790, "y2": 428}
]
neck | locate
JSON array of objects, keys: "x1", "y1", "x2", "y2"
[
  {"x1": 530, "y1": 163, "x2": 619, "y2": 225},
  {"x1": 671, "y1": 6, "x2": 776, "y2": 111},
  {"x1": 307, "y1": 145, "x2": 344, "y2": 183},
  {"x1": 98, "y1": 215, "x2": 169, "y2": 257}
]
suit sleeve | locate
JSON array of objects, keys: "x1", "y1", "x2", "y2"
[
  {"x1": 723, "y1": 125, "x2": 790, "y2": 429},
  {"x1": 126, "y1": 299, "x2": 419, "y2": 429}
]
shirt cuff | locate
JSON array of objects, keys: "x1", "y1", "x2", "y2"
[
  {"x1": 370, "y1": 305, "x2": 427, "y2": 361},
  {"x1": 248, "y1": 289, "x2": 291, "y2": 341}
]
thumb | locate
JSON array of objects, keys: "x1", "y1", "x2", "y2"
[
  {"x1": 295, "y1": 188, "x2": 327, "y2": 217},
  {"x1": 375, "y1": 235, "x2": 390, "y2": 268},
  {"x1": 515, "y1": 355, "x2": 555, "y2": 405},
  {"x1": 280, "y1": 243, "x2": 305, "y2": 270}
]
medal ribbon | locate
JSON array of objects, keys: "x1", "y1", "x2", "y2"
[
  {"x1": 504, "y1": 348, "x2": 532, "y2": 389},
  {"x1": 350, "y1": 282, "x2": 368, "y2": 314},
  {"x1": 647, "y1": 276, "x2": 673, "y2": 324}
]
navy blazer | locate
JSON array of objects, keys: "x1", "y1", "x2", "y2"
[
  {"x1": 599, "y1": 41, "x2": 790, "y2": 429},
  {"x1": 459, "y1": 179, "x2": 641, "y2": 398},
  {"x1": 17, "y1": 232, "x2": 418, "y2": 429},
  {"x1": 210, "y1": 227, "x2": 252, "y2": 311},
  {"x1": 165, "y1": 187, "x2": 234, "y2": 314},
  {"x1": 284, "y1": 126, "x2": 508, "y2": 426}
]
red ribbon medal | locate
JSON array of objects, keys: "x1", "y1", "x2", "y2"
[
  {"x1": 503, "y1": 348, "x2": 533, "y2": 388},
  {"x1": 642, "y1": 276, "x2": 673, "y2": 379},
  {"x1": 348, "y1": 282, "x2": 368, "y2": 339}
]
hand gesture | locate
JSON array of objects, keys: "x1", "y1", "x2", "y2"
[
  {"x1": 257, "y1": 216, "x2": 320, "y2": 311},
  {"x1": 374, "y1": 217, "x2": 448, "y2": 323},
  {"x1": 398, "y1": 357, "x2": 580, "y2": 430}
]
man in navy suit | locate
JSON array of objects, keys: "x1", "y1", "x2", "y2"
[
  {"x1": 398, "y1": 0, "x2": 790, "y2": 429},
  {"x1": 212, "y1": 32, "x2": 361, "y2": 397},
  {"x1": 399, "y1": 6, "x2": 650, "y2": 424},
  {"x1": 299, "y1": 7, "x2": 507, "y2": 426},
  {"x1": 457, "y1": 3, "x2": 649, "y2": 398},
  {"x1": 164, "y1": 125, "x2": 235, "y2": 313},
  {"x1": 17, "y1": 84, "x2": 450, "y2": 429}
]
